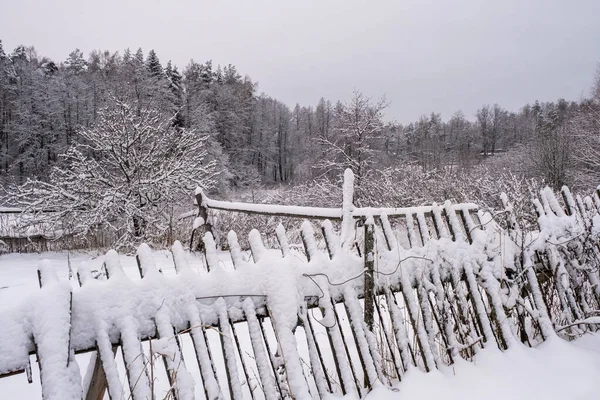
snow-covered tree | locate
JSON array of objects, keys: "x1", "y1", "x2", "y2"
[
  {"x1": 316, "y1": 90, "x2": 388, "y2": 201},
  {"x1": 3, "y1": 96, "x2": 217, "y2": 248},
  {"x1": 165, "y1": 60, "x2": 184, "y2": 127},
  {"x1": 64, "y1": 49, "x2": 87, "y2": 74},
  {"x1": 146, "y1": 49, "x2": 163, "y2": 78},
  {"x1": 532, "y1": 103, "x2": 573, "y2": 189},
  {"x1": 571, "y1": 74, "x2": 600, "y2": 187}
]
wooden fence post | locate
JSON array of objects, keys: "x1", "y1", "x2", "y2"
[
  {"x1": 364, "y1": 216, "x2": 375, "y2": 332},
  {"x1": 340, "y1": 168, "x2": 355, "y2": 250},
  {"x1": 194, "y1": 190, "x2": 214, "y2": 250}
]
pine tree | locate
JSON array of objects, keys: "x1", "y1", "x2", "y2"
[
  {"x1": 64, "y1": 49, "x2": 87, "y2": 74},
  {"x1": 134, "y1": 48, "x2": 144, "y2": 64},
  {"x1": 214, "y1": 65, "x2": 223, "y2": 84},
  {"x1": 165, "y1": 61, "x2": 182, "y2": 91},
  {"x1": 122, "y1": 48, "x2": 132, "y2": 63},
  {"x1": 165, "y1": 61, "x2": 184, "y2": 127},
  {"x1": 200, "y1": 60, "x2": 213, "y2": 86},
  {"x1": 146, "y1": 49, "x2": 163, "y2": 78}
]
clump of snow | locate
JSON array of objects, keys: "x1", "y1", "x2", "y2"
[{"x1": 192, "y1": 216, "x2": 205, "y2": 230}]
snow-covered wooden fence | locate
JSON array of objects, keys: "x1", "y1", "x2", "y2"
[{"x1": 1, "y1": 170, "x2": 600, "y2": 399}]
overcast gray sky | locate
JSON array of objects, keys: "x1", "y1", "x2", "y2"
[{"x1": 2, "y1": 0, "x2": 600, "y2": 123}]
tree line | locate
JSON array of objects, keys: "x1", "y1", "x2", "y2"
[{"x1": 1, "y1": 40, "x2": 599, "y2": 197}]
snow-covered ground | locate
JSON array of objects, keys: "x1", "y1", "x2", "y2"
[
  {"x1": 1, "y1": 250, "x2": 600, "y2": 399},
  {"x1": 368, "y1": 335, "x2": 600, "y2": 400}
]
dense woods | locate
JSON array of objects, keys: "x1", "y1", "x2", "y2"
[{"x1": 1, "y1": 40, "x2": 599, "y2": 246}]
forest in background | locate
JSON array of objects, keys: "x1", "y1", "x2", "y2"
[{"x1": 1, "y1": 40, "x2": 599, "y2": 248}]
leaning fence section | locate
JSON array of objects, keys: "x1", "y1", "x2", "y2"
[{"x1": 1, "y1": 170, "x2": 600, "y2": 399}]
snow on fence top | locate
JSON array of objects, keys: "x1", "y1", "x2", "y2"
[
  {"x1": 1, "y1": 170, "x2": 600, "y2": 399},
  {"x1": 194, "y1": 170, "x2": 477, "y2": 221}
]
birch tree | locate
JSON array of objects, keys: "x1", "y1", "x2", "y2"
[{"x1": 316, "y1": 90, "x2": 388, "y2": 200}]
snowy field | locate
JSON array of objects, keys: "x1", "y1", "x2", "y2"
[{"x1": 1, "y1": 250, "x2": 599, "y2": 399}]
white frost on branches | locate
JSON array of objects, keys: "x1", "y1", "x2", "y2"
[
  {"x1": 315, "y1": 90, "x2": 388, "y2": 199},
  {"x1": 3, "y1": 97, "x2": 217, "y2": 248}
]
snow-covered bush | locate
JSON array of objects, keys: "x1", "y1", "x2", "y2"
[{"x1": 2, "y1": 96, "x2": 217, "y2": 250}]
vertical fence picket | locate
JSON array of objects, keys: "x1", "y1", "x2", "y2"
[
  {"x1": 216, "y1": 299, "x2": 245, "y2": 400},
  {"x1": 431, "y1": 204, "x2": 450, "y2": 239},
  {"x1": 257, "y1": 316, "x2": 286, "y2": 397},
  {"x1": 299, "y1": 308, "x2": 332, "y2": 397},
  {"x1": 275, "y1": 223, "x2": 291, "y2": 257},
  {"x1": 172, "y1": 241, "x2": 224, "y2": 399},
  {"x1": 398, "y1": 270, "x2": 435, "y2": 372},
  {"x1": 372, "y1": 292, "x2": 404, "y2": 379},
  {"x1": 327, "y1": 298, "x2": 363, "y2": 397},
  {"x1": 78, "y1": 261, "x2": 120, "y2": 400},
  {"x1": 384, "y1": 289, "x2": 415, "y2": 371},
  {"x1": 364, "y1": 217, "x2": 376, "y2": 333},
  {"x1": 404, "y1": 214, "x2": 419, "y2": 248},
  {"x1": 137, "y1": 244, "x2": 194, "y2": 400},
  {"x1": 242, "y1": 299, "x2": 279, "y2": 400},
  {"x1": 321, "y1": 219, "x2": 340, "y2": 259}
]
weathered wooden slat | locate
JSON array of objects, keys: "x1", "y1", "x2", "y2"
[
  {"x1": 379, "y1": 213, "x2": 397, "y2": 251},
  {"x1": 155, "y1": 312, "x2": 195, "y2": 400},
  {"x1": 138, "y1": 244, "x2": 195, "y2": 400},
  {"x1": 275, "y1": 224, "x2": 292, "y2": 258},
  {"x1": 373, "y1": 293, "x2": 404, "y2": 379},
  {"x1": 90, "y1": 332, "x2": 121, "y2": 400},
  {"x1": 428, "y1": 266, "x2": 458, "y2": 363},
  {"x1": 233, "y1": 322, "x2": 257, "y2": 400},
  {"x1": 79, "y1": 260, "x2": 119, "y2": 400},
  {"x1": 404, "y1": 213, "x2": 419, "y2": 248},
  {"x1": 328, "y1": 299, "x2": 363, "y2": 397},
  {"x1": 415, "y1": 279, "x2": 440, "y2": 365},
  {"x1": 216, "y1": 299, "x2": 245, "y2": 400},
  {"x1": 343, "y1": 288, "x2": 386, "y2": 388},
  {"x1": 257, "y1": 317, "x2": 286, "y2": 397},
  {"x1": 415, "y1": 212, "x2": 431, "y2": 244},
  {"x1": 119, "y1": 319, "x2": 152, "y2": 400},
  {"x1": 301, "y1": 221, "x2": 319, "y2": 262},
  {"x1": 299, "y1": 308, "x2": 332, "y2": 397},
  {"x1": 385, "y1": 289, "x2": 415, "y2": 371},
  {"x1": 462, "y1": 263, "x2": 498, "y2": 349},
  {"x1": 248, "y1": 229, "x2": 268, "y2": 264},
  {"x1": 243, "y1": 299, "x2": 279, "y2": 400},
  {"x1": 321, "y1": 219, "x2": 340, "y2": 259},
  {"x1": 446, "y1": 273, "x2": 480, "y2": 358},
  {"x1": 227, "y1": 230, "x2": 245, "y2": 268},
  {"x1": 203, "y1": 232, "x2": 221, "y2": 272},
  {"x1": 363, "y1": 218, "x2": 375, "y2": 332},
  {"x1": 186, "y1": 306, "x2": 224, "y2": 400},
  {"x1": 399, "y1": 270, "x2": 435, "y2": 372}
]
